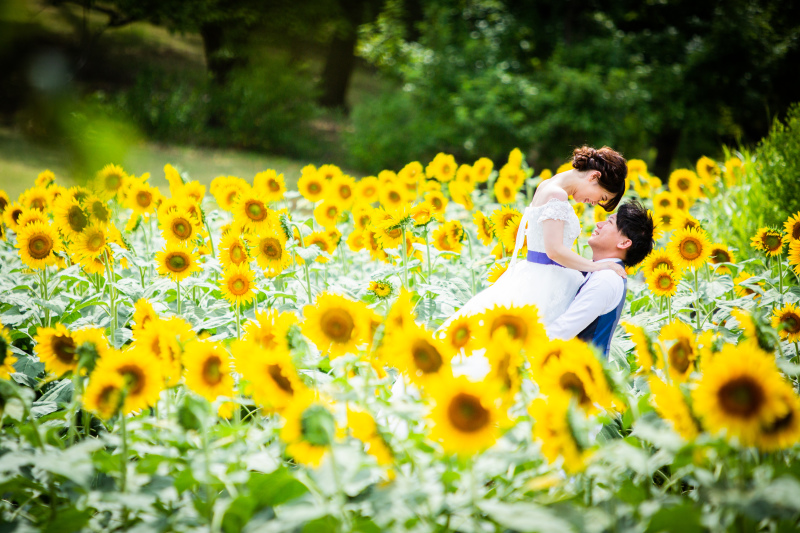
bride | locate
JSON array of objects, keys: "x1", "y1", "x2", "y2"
[{"x1": 446, "y1": 145, "x2": 629, "y2": 328}]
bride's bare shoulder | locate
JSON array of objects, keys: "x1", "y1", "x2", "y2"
[{"x1": 531, "y1": 183, "x2": 568, "y2": 207}]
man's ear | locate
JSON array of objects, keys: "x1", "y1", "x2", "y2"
[{"x1": 617, "y1": 238, "x2": 632, "y2": 250}]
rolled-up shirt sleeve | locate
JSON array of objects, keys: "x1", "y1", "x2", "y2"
[{"x1": 545, "y1": 271, "x2": 623, "y2": 340}]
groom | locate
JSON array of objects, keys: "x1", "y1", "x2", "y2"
[{"x1": 546, "y1": 200, "x2": 654, "y2": 357}]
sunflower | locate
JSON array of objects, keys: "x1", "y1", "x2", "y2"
[
  {"x1": 15, "y1": 221, "x2": 60, "y2": 269},
  {"x1": 476, "y1": 304, "x2": 545, "y2": 353},
  {"x1": 647, "y1": 265, "x2": 680, "y2": 298},
  {"x1": 444, "y1": 314, "x2": 478, "y2": 354},
  {"x1": 368, "y1": 280, "x2": 394, "y2": 299},
  {"x1": 34, "y1": 324, "x2": 78, "y2": 377},
  {"x1": 500, "y1": 217, "x2": 524, "y2": 253},
  {"x1": 233, "y1": 338, "x2": 303, "y2": 412},
  {"x1": 243, "y1": 308, "x2": 298, "y2": 352},
  {"x1": 133, "y1": 316, "x2": 193, "y2": 386},
  {"x1": 536, "y1": 343, "x2": 615, "y2": 415},
  {"x1": 218, "y1": 232, "x2": 250, "y2": 269},
  {"x1": 771, "y1": 303, "x2": 800, "y2": 342},
  {"x1": 302, "y1": 292, "x2": 371, "y2": 359},
  {"x1": 0, "y1": 190, "x2": 9, "y2": 215},
  {"x1": 95, "y1": 347, "x2": 164, "y2": 414},
  {"x1": 425, "y1": 153, "x2": 457, "y2": 183},
  {"x1": 671, "y1": 210, "x2": 701, "y2": 232},
  {"x1": 132, "y1": 298, "x2": 158, "y2": 333},
  {"x1": 303, "y1": 231, "x2": 334, "y2": 264},
  {"x1": 648, "y1": 376, "x2": 700, "y2": 440},
  {"x1": 83, "y1": 369, "x2": 125, "y2": 420},
  {"x1": 19, "y1": 186, "x2": 49, "y2": 212},
  {"x1": 696, "y1": 156, "x2": 721, "y2": 190},
  {"x1": 750, "y1": 227, "x2": 787, "y2": 257},
  {"x1": 410, "y1": 202, "x2": 434, "y2": 227},
  {"x1": 180, "y1": 180, "x2": 207, "y2": 205},
  {"x1": 493, "y1": 177, "x2": 517, "y2": 205},
  {"x1": 667, "y1": 226, "x2": 712, "y2": 270},
  {"x1": 351, "y1": 176, "x2": 378, "y2": 205},
  {"x1": 620, "y1": 323, "x2": 660, "y2": 373},
  {"x1": 15, "y1": 207, "x2": 48, "y2": 229},
  {"x1": 471, "y1": 157, "x2": 493, "y2": 183},
  {"x1": 424, "y1": 190, "x2": 448, "y2": 217},
  {"x1": 449, "y1": 181, "x2": 474, "y2": 210},
  {"x1": 52, "y1": 197, "x2": 88, "y2": 238},
  {"x1": 125, "y1": 179, "x2": 160, "y2": 216},
  {"x1": 317, "y1": 163, "x2": 343, "y2": 181},
  {"x1": 627, "y1": 159, "x2": 648, "y2": 181},
  {"x1": 426, "y1": 374, "x2": 505, "y2": 456},
  {"x1": 432, "y1": 225, "x2": 461, "y2": 254},
  {"x1": 733, "y1": 271, "x2": 762, "y2": 299},
  {"x1": 313, "y1": 200, "x2": 343, "y2": 229},
  {"x1": 529, "y1": 394, "x2": 590, "y2": 473},
  {"x1": 723, "y1": 156, "x2": 744, "y2": 186},
  {"x1": 159, "y1": 209, "x2": 198, "y2": 245},
  {"x1": 692, "y1": 343, "x2": 792, "y2": 446},
  {"x1": 1, "y1": 324, "x2": 18, "y2": 379},
  {"x1": 155, "y1": 242, "x2": 202, "y2": 282},
  {"x1": 234, "y1": 190, "x2": 273, "y2": 233},
  {"x1": 659, "y1": 321, "x2": 697, "y2": 382},
  {"x1": 3, "y1": 202, "x2": 23, "y2": 231},
  {"x1": 379, "y1": 182, "x2": 407, "y2": 211},
  {"x1": 182, "y1": 340, "x2": 234, "y2": 402},
  {"x1": 328, "y1": 174, "x2": 356, "y2": 210},
  {"x1": 73, "y1": 327, "x2": 110, "y2": 365},
  {"x1": 294, "y1": 165, "x2": 324, "y2": 203},
  {"x1": 94, "y1": 164, "x2": 128, "y2": 199},
  {"x1": 470, "y1": 212, "x2": 493, "y2": 247},
  {"x1": 71, "y1": 224, "x2": 110, "y2": 263},
  {"x1": 641, "y1": 248, "x2": 679, "y2": 279},
  {"x1": 489, "y1": 206, "x2": 521, "y2": 238},
  {"x1": 381, "y1": 289, "x2": 417, "y2": 343},
  {"x1": 220, "y1": 264, "x2": 257, "y2": 305},
  {"x1": 784, "y1": 211, "x2": 800, "y2": 243},
  {"x1": 253, "y1": 169, "x2": 285, "y2": 203},
  {"x1": 668, "y1": 169, "x2": 701, "y2": 200},
  {"x1": 789, "y1": 241, "x2": 800, "y2": 276},
  {"x1": 279, "y1": 390, "x2": 336, "y2": 467},
  {"x1": 372, "y1": 212, "x2": 405, "y2": 250},
  {"x1": 708, "y1": 243, "x2": 735, "y2": 274},
  {"x1": 252, "y1": 230, "x2": 291, "y2": 276},
  {"x1": 756, "y1": 387, "x2": 800, "y2": 452},
  {"x1": 363, "y1": 228, "x2": 389, "y2": 262},
  {"x1": 653, "y1": 191, "x2": 676, "y2": 212},
  {"x1": 484, "y1": 329, "x2": 525, "y2": 399},
  {"x1": 386, "y1": 323, "x2": 449, "y2": 385},
  {"x1": 346, "y1": 409, "x2": 393, "y2": 465},
  {"x1": 480, "y1": 261, "x2": 508, "y2": 287}
]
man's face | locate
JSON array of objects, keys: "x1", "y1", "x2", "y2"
[{"x1": 588, "y1": 214, "x2": 627, "y2": 252}]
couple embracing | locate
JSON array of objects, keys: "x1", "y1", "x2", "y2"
[{"x1": 447, "y1": 145, "x2": 655, "y2": 357}]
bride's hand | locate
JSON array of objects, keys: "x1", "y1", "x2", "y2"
[{"x1": 598, "y1": 262, "x2": 627, "y2": 278}]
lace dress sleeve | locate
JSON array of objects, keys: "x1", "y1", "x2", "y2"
[{"x1": 536, "y1": 198, "x2": 575, "y2": 225}]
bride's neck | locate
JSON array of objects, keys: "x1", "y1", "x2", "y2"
[{"x1": 550, "y1": 171, "x2": 581, "y2": 197}]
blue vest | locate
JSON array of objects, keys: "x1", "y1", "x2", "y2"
[{"x1": 575, "y1": 261, "x2": 627, "y2": 358}]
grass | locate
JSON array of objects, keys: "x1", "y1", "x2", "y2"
[{"x1": 0, "y1": 126, "x2": 315, "y2": 199}]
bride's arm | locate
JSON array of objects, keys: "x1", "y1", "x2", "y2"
[{"x1": 542, "y1": 219, "x2": 626, "y2": 277}]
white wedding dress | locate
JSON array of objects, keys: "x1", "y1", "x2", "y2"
[{"x1": 447, "y1": 198, "x2": 585, "y2": 327}]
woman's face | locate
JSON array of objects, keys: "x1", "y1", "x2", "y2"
[{"x1": 576, "y1": 173, "x2": 612, "y2": 207}]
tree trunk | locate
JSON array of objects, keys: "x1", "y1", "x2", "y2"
[
  {"x1": 199, "y1": 22, "x2": 236, "y2": 86},
  {"x1": 653, "y1": 128, "x2": 681, "y2": 182}
]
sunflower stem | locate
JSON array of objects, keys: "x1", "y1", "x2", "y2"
[
  {"x1": 400, "y1": 226, "x2": 409, "y2": 290},
  {"x1": 776, "y1": 255, "x2": 784, "y2": 304},
  {"x1": 693, "y1": 268, "x2": 701, "y2": 331},
  {"x1": 668, "y1": 296, "x2": 673, "y2": 323},
  {"x1": 39, "y1": 268, "x2": 50, "y2": 328},
  {"x1": 466, "y1": 230, "x2": 476, "y2": 296},
  {"x1": 67, "y1": 369, "x2": 83, "y2": 446},
  {"x1": 204, "y1": 217, "x2": 216, "y2": 258},
  {"x1": 424, "y1": 226, "x2": 433, "y2": 281},
  {"x1": 104, "y1": 250, "x2": 117, "y2": 347},
  {"x1": 236, "y1": 299, "x2": 241, "y2": 340},
  {"x1": 291, "y1": 223, "x2": 313, "y2": 304},
  {"x1": 176, "y1": 279, "x2": 182, "y2": 316}
]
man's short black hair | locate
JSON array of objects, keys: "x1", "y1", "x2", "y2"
[{"x1": 616, "y1": 200, "x2": 654, "y2": 267}]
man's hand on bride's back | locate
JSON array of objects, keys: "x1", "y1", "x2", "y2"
[{"x1": 598, "y1": 262, "x2": 627, "y2": 278}]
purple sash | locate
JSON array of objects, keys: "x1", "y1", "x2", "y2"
[{"x1": 526, "y1": 250, "x2": 566, "y2": 268}]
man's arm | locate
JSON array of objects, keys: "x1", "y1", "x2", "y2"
[{"x1": 545, "y1": 272, "x2": 623, "y2": 340}]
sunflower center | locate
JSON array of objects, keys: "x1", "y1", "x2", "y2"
[
  {"x1": 167, "y1": 253, "x2": 189, "y2": 272},
  {"x1": 658, "y1": 199, "x2": 671, "y2": 208},
  {"x1": 99, "y1": 385, "x2": 121, "y2": 412},
  {"x1": 762, "y1": 408, "x2": 794, "y2": 435},
  {"x1": 28, "y1": 235, "x2": 53, "y2": 259},
  {"x1": 119, "y1": 365, "x2": 145, "y2": 394},
  {"x1": 202, "y1": 355, "x2": 223, "y2": 385},
  {"x1": 52, "y1": 334, "x2": 77, "y2": 364},
  {"x1": 781, "y1": 313, "x2": 800, "y2": 334},
  {"x1": 389, "y1": 191, "x2": 401, "y2": 202},
  {"x1": 136, "y1": 191, "x2": 152, "y2": 208},
  {"x1": 0, "y1": 197, "x2": 7, "y2": 211},
  {"x1": 172, "y1": 218, "x2": 192, "y2": 239},
  {"x1": 269, "y1": 180, "x2": 281, "y2": 192},
  {"x1": 87, "y1": 232, "x2": 105, "y2": 251},
  {"x1": 387, "y1": 227, "x2": 402, "y2": 239},
  {"x1": 339, "y1": 186, "x2": 352, "y2": 199},
  {"x1": 226, "y1": 243, "x2": 245, "y2": 264},
  {"x1": 431, "y1": 198, "x2": 443, "y2": 209},
  {"x1": 448, "y1": 392, "x2": 490, "y2": 432},
  {"x1": 106, "y1": 174, "x2": 122, "y2": 191},
  {"x1": 260, "y1": 238, "x2": 281, "y2": 260},
  {"x1": 669, "y1": 339, "x2": 693, "y2": 373},
  {"x1": 229, "y1": 276, "x2": 248, "y2": 295},
  {"x1": 442, "y1": 164, "x2": 451, "y2": 175},
  {"x1": 411, "y1": 339, "x2": 443, "y2": 374},
  {"x1": 364, "y1": 186, "x2": 376, "y2": 197},
  {"x1": 792, "y1": 223, "x2": 800, "y2": 241},
  {"x1": 91, "y1": 202, "x2": 109, "y2": 222},
  {"x1": 657, "y1": 274, "x2": 673, "y2": 289},
  {"x1": 64, "y1": 205, "x2": 87, "y2": 232},
  {"x1": 268, "y1": 364, "x2": 294, "y2": 393},
  {"x1": 559, "y1": 371, "x2": 591, "y2": 406},
  {"x1": 491, "y1": 316, "x2": 526, "y2": 343},
  {"x1": 308, "y1": 182, "x2": 321, "y2": 194},
  {"x1": 718, "y1": 377, "x2": 764, "y2": 418},
  {"x1": 452, "y1": 326, "x2": 470, "y2": 348},
  {"x1": 246, "y1": 200, "x2": 267, "y2": 221},
  {"x1": 320, "y1": 308, "x2": 355, "y2": 344},
  {"x1": 712, "y1": 250, "x2": 730, "y2": 263},
  {"x1": 11, "y1": 208, "x2": 22, "y2": 223},
  {"x1": 677, "y1": 178, "x2": 690, "y2": 191},
  {"x1": 680, "y1": 239, "x2": 701, "y2": 260},
  {"x1": 764, "y1": 234, "x2": 782, "y2": 251}
]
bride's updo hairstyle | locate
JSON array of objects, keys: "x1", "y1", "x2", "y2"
[{"x1": 572, "y1": 145, "x2": 627, "y2": 212}]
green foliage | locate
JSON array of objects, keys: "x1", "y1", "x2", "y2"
[{"x1": 753, "y1": 104, "x2": 800, "y2": 227}]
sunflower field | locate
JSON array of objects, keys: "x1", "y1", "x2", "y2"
[{"x1": 1, "y1": 148, "x2": 800, "y2": 533}]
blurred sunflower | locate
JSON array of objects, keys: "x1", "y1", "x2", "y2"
[
  {"x1": 132, "y1": 298, "x2": 158, "y2": 334},
  {"x1": 347, "y1": 409, "x2": 393, "y2": 466},
  {"x1": 3, "y1": 202, "x2": 24, "y2": 231},
  {"x1": 708, "y1": 243, "x2": 736, "y2": 274},
  {"x1": 647, "y1": 265, "x2": 680, "y2": 298},
  {"x1": 771, "y1": 303, "x2": 800, "y2": 342},
  {"x1": 351, "y1": 203, "x2": 375, "y2": 232},
  {"x1": 472, "y1": 157, "x2": 493, "y2": 183},
  {"x1": 83, "y1": 369, "x2": 125, "y2": 420},
  {"x1": 36, "y1": 324, "x2": 78, "y2": 377},
  {"x1": 243, "y1": 308, "x2": 298, "y2": 352},
  {"x1": 330, "y1": 174, "x2": 356, "y2": 210},
  {"x1": 382, "y1": 289, "x2": 416, "y2": 343},
  {"x1": 789, "y1": 241, "x2": 800, "y2": 276},
  {"x1": 52, "y1": 197, "x2": 88, "y2": 239},
  {"x1": 757, "y1": 387, "x2": 800, "y2": 452},
  {"x1": 648, "y1": 376, "x2": 699, "y2": 440},
  {"x1": 667, "y1": 226, "x2": 712, "y2": 270},
  {"x1": 0, "y1": 190, "x2": 9, "y2": 215},
  {"x1": 653, "y1": 190, "x2": 676, "y2": 211},
  {"x1": 35, "y1": 169, "x2": 56, "y2": 188},
  {"x1": 183, "y1": 340, "x2": 234, "y2": 402},
  {"x1": 233, "y1": 339, "x2": 302, "y2": 412},
  {"x1": 484, "y1": 329, "x2": 525, "y2": 400},
  {"x1": 279, "y1": 390, "x2": 336, "y2": 467},
  {"x1": 304, "y1": 231, "x2": 334, "y2": 264},
  {"x1": 473, "y1": 211, "x2": 493, "y2": 245},
  {"x1": 477, "y1": 304, "x2": 545, "y2": 353},
  {"x1": 372, "y1": 211, "x2": 405, "y2": 249},
  {"x1": 218, "y1": 232, "x2": 250, "y2": 269},
  {"x1": 444, "y1": 314, "x2": 478, "y2": 354},
  {"x1": 432, "y1": 224, "x2": 461, "y2": 253},
  {"x1": 126, "y1": 179, "x2": 160, "y2": 216},
  {"x1": 220, "y1": 263, "x2": 256, "y2": 305},
  {"x1": 671, "y1": 210, "x2": 701, "y2": 232},
  {"x1": 379, "y1": 181, "x2": 407, "y2": 212},
  {"x1": 316, "y1": 163, "x2": 341, "y2": 181},
  {"x1": 784, "y1": 211, "x2": 800, "y2": 243},
  {"x1": 527, "y1": 337, "x2": 585, "y2": 374},
  {"x1": 97, "y1": 347, "x2": 164, "y2": 414},
  {"x1": 537, "y1": 345, "x2": 614, "y2": 415},
  {"x1": 410, "y1": 201, "x2": 434, "y2": 227},
  {"x1": 424, "y1": 190, "x2": 448, "y2": 217},
  {"x1": 427, "y1": 374, "x2": 506, "y2": 456},
  {"x1": 160, "y1": 209, "x2": 198, "y2": 245},
  {"x1": 313, "y1": 200, "x2": 343, "y2": 229},
  {"x1": 659, "y1": 321, "x2": 697, "y2": 382},
  {"x1": 489, "y1": 206, "x2": 521, "y2": 239},
  {"x1": 486, "y1": 260, "x2": 509, "y2": 286},
  {"x1": 251, "y1": 229, "x2": 290, "y2": 275},
  {"x1": 668, "y1": 169, "x2": 701, "y2": 200},
  {"x1": 16, "y1": 221, "x2": 61, "y2": 269},
  {"x1": 627, "y1": 159, "x2": 648, "y2": 181},
  {"x1": 302, "y1": 292, "x2": 371, "y2": 358},
  {"x1": 16, "y1": 206, "x2": 48, "y2": 229},
  {"x1": 180, "y1": 180, "x2": 206, "y2": 205},
  {"x1": 425, "y1": 152, "x2": 457, "y2": 183},
  {"x1": 724, "y1": 156, "x2": 744, "y2": 186},
  {"x1": 388, "y1": 323, "x2": 449, "y2": 385},
  {"x1": 155, "y1": 242, "x2": 202, "y2": 281},
  {"x1": 641, "y1": 248, "x2": 680, "y2": 279},
  {"x1": 448, "y1": 181, "x2": 474, "y2": 210},
  {"x1": 1, "y1": 324, "x2": 18, "y2": 379},
  {"x1": 354, "y1": 176, "x2": 379, "y2": 204},
  {"x1": 692, "y1": 343, "x2": 791, "y2": 447},
  {"x1": 733, "y1": 271, "x2": 762, "y2": 299},
  {"x1": 750, "y1": 227, "x2": 787, "y2": 257},
  {"x1": 493, "y1": 177, "x2": 517, "y2": 205},
  {"x1": 696, "y1": 156, "x2": 721, "y2": 192},
  {"x1": 253, "y1": 169, "x2": 286, "y2": 203},
  {"x1": 529, "y1": 395, "x2": 590, "y2": 473},
  {"x1": 234, "y1": 190, "x2": 272, "y2": 233},
  {"x1": 621, "y1": 323, "x2": 660, "y2": 373},
  {"x1": 368, "y1": 280, "x2": 393, "y2": 299},
  {"x1": 19, "y1": 186, "x2": 49, "y2": 212}
]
